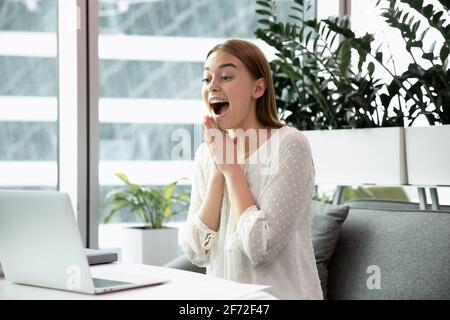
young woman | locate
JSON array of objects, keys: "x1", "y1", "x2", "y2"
[{"x1": 178, "y1": 39, "x2": 323, "y2": 300}]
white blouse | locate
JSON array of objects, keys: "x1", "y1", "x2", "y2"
[{"x1": 178, "y1": 125, "x2": 323, "y2": 300}]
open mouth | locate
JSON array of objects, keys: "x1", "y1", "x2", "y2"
[{"x1": 210, "y1": 99, "x2": 230, "y2": 117}]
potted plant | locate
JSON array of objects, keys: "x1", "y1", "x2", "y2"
[
  {"x1": 324, "y1": 0, "x2": 449, "y2": 185},
  {"x1": 102, "y1": 173, "x2": 190, "y2": 266},
  {"x1": 255, "y1": 0, "x2": 407, "y2": 185}
]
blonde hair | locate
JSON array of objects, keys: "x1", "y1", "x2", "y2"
[{"x1": 206, "y1": 39, "x2": 284, "y2": 129}]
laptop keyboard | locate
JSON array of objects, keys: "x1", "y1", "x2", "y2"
[{"x1": 93, "y1": 277, "x2": 133, "y2": 288}]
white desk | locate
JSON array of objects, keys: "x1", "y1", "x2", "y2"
[{"x1": 0, "y1": 263, "x2": 276, "y2": 300}]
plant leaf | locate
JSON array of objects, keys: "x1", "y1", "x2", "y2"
[
  {"x1": 422, "y1": 52, "x2": 434, "y2": 61},
  {"x1": 163, "y1": 181, "x2": 177, "y2": 200},
  {"x1": 256, "y1": 9, "x2": 272, "y2": 16},
  {"x1": 339, "y1": 40, "x2": 351, "y2": 73},
  {"x1": 368, "y1": 62, "x2": 375, "y2": 77},
  {"x1": 440, "y1": 45, "x2": 449, "y2": 64},
  {"x1": 115, "y1": 172, "x2": 129, "y2": 184},
  {"x1": 256, "y1": 0, "x2": 271, "y2": 8},
  {"x1": 103, "y1": 209, "x2": 119, "y2": 224},
  {"x1": 163, "y1": 207, "x2": 172, "y2": 218},
  {"x1": 258, "y1": 19, "x2": 272, "y2": 26}
]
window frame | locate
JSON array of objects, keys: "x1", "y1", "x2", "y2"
[{"x1": 57, "y1": 0, "x2": 99, "y2": 248}]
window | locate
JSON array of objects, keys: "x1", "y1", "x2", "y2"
[
  {"x1": 317, "y1": 0, "x2": 340, "y2": 19},
  {"x1": 0, "y1": 0, "x2": 58, "y2": 191},
  {"x1": 0, "y1": 1, "x2": 89, "y2": 244}
]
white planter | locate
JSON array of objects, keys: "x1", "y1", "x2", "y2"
[
  {"x1": 119, "y1": 227, "x2": 180, "y2": 266},
  {"x1": 302, "y1": 127, "x2": 407, "y2": 185},
  {"x1": 405, "y1": 125, "x2": 450, "y2": 186}
]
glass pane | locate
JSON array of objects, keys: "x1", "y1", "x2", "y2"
[
  {"x1": 317, "y1": 0, "x2": 339, "y2": 19},
  {"x1": 0, "y1": 0, "x2": 58, "y2": 191}
]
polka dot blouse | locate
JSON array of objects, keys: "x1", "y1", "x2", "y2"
[{"x1": 178, "y1": 125, "x2": 323, "y2": 300}]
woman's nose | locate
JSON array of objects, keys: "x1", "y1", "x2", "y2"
[{"x1": 207, "y1": 78, "x2": 220, "y2": 92}]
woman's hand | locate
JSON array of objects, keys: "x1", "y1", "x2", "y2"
[{"x1": 202, "y1": 115, "x2": 241, "y2": 179}]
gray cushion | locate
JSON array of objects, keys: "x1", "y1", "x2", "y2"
[
  {"x1": 311, "y1": 201, "x2": 350, "y2": 298},
  {"x1": 327, "y1": 207, "x2": 450, "y2": 300}
]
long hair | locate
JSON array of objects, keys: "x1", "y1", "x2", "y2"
[{"x1": 206, "y1": 39, "x2": 283, "y2": 128}]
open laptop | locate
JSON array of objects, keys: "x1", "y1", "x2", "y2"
[{"x1": 0, "y1": 190, "x2": 169, "y2": 294}]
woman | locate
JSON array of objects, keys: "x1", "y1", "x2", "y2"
[{"x1": 178, "y1": 39, "x2": 323, "y2": 300}]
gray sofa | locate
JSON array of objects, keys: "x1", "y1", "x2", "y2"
[
  {"x1": 165, "y1": 199, "x2": 450, "y2": 300},
  {"x1": 327, "y1": 199, "x2": 450, "y2": 299}
]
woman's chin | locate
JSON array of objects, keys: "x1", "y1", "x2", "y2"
[
  {"x1": 216, "y1": 116, "x2": 235, "y2": 130},
  {"x1": 213, "y1": 114, "x2": 228, "y2": 127}
]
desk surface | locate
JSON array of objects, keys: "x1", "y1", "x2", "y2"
[{"x1": 0, "y1": 263, "x2": 275, "y2": 300}]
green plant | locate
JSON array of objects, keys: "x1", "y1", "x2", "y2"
[
  {"x1": 313, "y1": 187, "x2": 334, "y2": 204},
  {"x1": 313, "y1": 186, "x2": 409, "y2": 204},
  {"x1": 103, "y1": 173, "x2": 190, "y2": 229},
  {"x1": 323, "y1": 0, "x2": 450, "y2": 126},
  {"x1": 342, "y1": 186, "x2": 409, "y2": 201},
  {"x1": 255, "y1": 0, "x2": 405, "y2": 130},
  {"x1": 383, "y1": 0, "x2": 449, "y2": 125}
]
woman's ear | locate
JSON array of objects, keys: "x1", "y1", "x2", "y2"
[{"x1": 252, "y1": 78, "x2": 266, "y2": 99}]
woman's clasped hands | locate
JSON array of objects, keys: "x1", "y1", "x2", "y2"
[{"x1": 202, "y1": 115, "x2": 244, "y2": 178}]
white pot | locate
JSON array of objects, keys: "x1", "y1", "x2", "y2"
[
  {"x1": 405, "y1": 125, "x2": 450, "y2": 186},
  {"x1": 119, "y1": 227, "x2": 180, "y2": 266},
  {"x1": 302, "y1": 127, "x2": 407, "y2": 185}
]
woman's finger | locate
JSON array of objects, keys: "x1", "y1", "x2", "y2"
[
  {"x1": 203, "y1": 116, "x2": 215, "y2": 144},
  {"x1": 203, "y1": 116, "x2": 211, "y2": 129},
  {"x1": 206, "y1": 117, "x2": 226, "y2": 143},
  {"x1": 204, "y1": 127, "x2": 216, "y2": 145},
  {"x1": 207, "y1": 116, "x2": 220, "y2": 131}
]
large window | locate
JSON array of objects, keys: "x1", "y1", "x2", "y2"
[
  {"x1": 0, "y1": 0, "x2": 58, "y2": 191},
  {"x1": 0, "y1": 0, "x2": 89, "y2": 245}
]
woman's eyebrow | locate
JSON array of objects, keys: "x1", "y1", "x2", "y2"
[{"x1": 204, "y1": 63, "x2": 238, "y2": 70}]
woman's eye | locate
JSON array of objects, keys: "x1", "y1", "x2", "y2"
[{"x1": 202, "y1": 75, "x2": 231, "y2": 84}]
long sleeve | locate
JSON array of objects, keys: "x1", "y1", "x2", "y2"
[
  {"x1": 235, "y1": 132, "x2": 315, "y2": 266},
  {"x1": 178, "y1": 143, "x2": 219, "y2": 267}
]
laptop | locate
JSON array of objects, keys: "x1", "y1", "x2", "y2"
[
  {"x1": 0, "y1": 190, "x2": 169, "y2": 294},
  {"x1": 0, "y1": 248, "x2": 117, "y2": 278}
]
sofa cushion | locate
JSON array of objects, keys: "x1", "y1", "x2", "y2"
[
  {"x1": 327, "y1": 204, "x2": 450, "y2": 300},
  {"x1": 311, "y1": 201, "x2": 350, "y2": 298}
]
